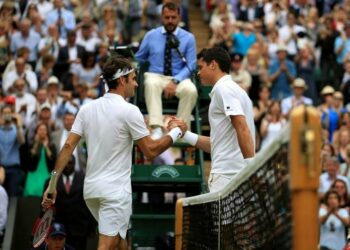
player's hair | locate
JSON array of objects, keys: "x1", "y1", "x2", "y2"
[
  {"x1": 102, "y1": 56, "x2": 133, "y2": 89},
  {"x1": 197, "y1": 46, "x2": 231, "y2": 74}
]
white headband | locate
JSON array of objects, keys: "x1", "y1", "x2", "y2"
[{"x1": 101, "y1": 68, "x2": 134, "y2": 82}]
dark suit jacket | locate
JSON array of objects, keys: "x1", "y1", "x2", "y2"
[
  {"x1": 238, "y1": 4, "x2": 264, "y2": 21},
  {"x1": 51, "y1": 129, "x2": 87, "y2": 173},
  {"x1": 45, "y1": 172, "x2": 96, "y2": 238},
  {"x1": 53, "y1": 45, "x2": 86, "y2": 80}
]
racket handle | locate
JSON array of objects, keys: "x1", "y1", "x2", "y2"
[{"x1": 47, "y1": 170, "x2": 59, "y2": 196}]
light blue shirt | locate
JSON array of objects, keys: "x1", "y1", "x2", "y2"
[
  {"x1": 232, "y1": 32, "x2": 256, "y2": 55},
  {"x1": 334, "y1": 36, "x2": 350, "y2": 64},
  {"x1": 135, "y1": 26, "x2": 197, "y2": 82},
  {"x1": 10, "y1": 31, "x2": 41, "y2": 62},
  {"x1": 0, "y1": 125, "x2": 21, "y2": 167},
  {"x1": 45, "y1": 8, "x2": 76, "y2": 39}
]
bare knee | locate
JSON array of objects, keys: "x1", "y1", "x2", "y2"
[{"x1": 98, "y1": 234, "x2": 122, "y2": 250}]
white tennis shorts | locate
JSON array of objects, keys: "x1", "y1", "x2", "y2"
[
  {"x1": 208, "y1": 173, "x2": 236, "y2": 193},
  {"x1": 85, "y1": 190, "x2": 132, "y2": 239}
]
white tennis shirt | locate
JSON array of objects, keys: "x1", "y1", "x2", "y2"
[
  {"x1": 209, "y1": 75, "x2": 255, "y2": 174},
  {"x1": 71, "y1": 93, "x2": 149, "y2": 199}
]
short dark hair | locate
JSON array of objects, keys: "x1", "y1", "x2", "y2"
[
  {"x1": 102, "y1": 56, "x2": 133, "y2": 89},
  {"x1": 162, "y1": 2, "x2": 180, "y2": 14},
  {"x1": 197, "y1": 47, "x2": 231, "y2": 74}
]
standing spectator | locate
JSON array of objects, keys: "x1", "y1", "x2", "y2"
[
  {"x1": 76, "y1": 22, "x2": 101, "y2": 53},
  {"x1": 0, "y1": 105, "x2": 25, "y2": 196},
  {"x1": 318, "y1": 85, "x2": 339, "y2": 142},
  {"x1": 334, "y1": 22, "x2": 350, "y2": 88},
  {"x1": 37, "y1": 25, "x2": 61, "y2": 71},
  {"x1": 135, "y1": 2, "x2": 198, "y2": 138},
  {"x1": 295, "y1": 44, "x2": 317, "y2": 102},
  {"x1": 278, "y1": 12, "x2": 306, "y2": 60},
  {"x1": 230, "y1": 22, "x2": 257, "y2": 56},
  {"x1": 340, "y1": 60, "x2": 350, "y2": 105},
  {"x1": 334, "y1": 128, "x2": 350, "y2": 164},
  {"x1": 54, "y1": 30, "x2": 86, "y2": 90},
  {"x1": 46, "y1": 76, "x2": 63, "y2": 122},
  {"x1": 238, "y1": 0, "x2": 264, "y2": 22},
  {"x1": 45, "y1": 0, "x2": 76, "y2": 40},
  {"x1": 10, "y1": 19, "x2": 40, "y2": 69},
  {"x1": 2, "y1": 57, "x2": 38, "y2": 95},
  {"x1": 268, "y1": 44, "x2": 297, "y2": 100},
  {"x1": 315, "y1": 15, "x2": 337, "y2": 89},
  {"x1": 331, "y1": 179, "x2": 350, "y2": 210},
  {"x1": 2, "y1": 47, "x2": 32, "y2": 82},
  {"x1": 281, "y1": 78, "x2": 313, "y2": 119},
  {"x1": 36, "y1": 55, "x2": 56, "y2": 89},
  {"x1": 51, "y1": 112, "x2": 86, "y2": 173},
  {"x1": 72, "y1": 82, "x2": 93, "y2": 108},
  {"x1": 259, "y1": 100, "x2": 286, "y2": 149},
  {"x1": 24, "y1": 122, "x2": 56, "y2": 197},
  {"x1": 46, "y1": 155, "x2": 95, "y2": 250},
  {"x1": 319, "y1": 190, "x2": 349, "y2": 250},
  {"x1": 265, "y1": 27, "x2": 282, "y2": 61}
]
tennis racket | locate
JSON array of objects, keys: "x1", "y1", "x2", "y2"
[{"x1": 32, "y1": 176, "x2": 57, "y2": 248}]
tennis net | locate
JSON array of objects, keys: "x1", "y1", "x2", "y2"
[{"x1": 177, "y1": 124, "x2": 291, "y2": 250}]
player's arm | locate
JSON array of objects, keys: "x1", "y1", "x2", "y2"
[
  {"x1": 136, "y1": 135, "x2": 174, "y2": 160},
  {"x1": 231, "y1": 115, "x2": 254, "y2": 158}
]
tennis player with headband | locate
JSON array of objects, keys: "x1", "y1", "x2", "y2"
[{"x1": 42, "y1": 56, "x2": 187, "y2": 250}]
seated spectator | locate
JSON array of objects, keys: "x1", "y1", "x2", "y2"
[
  {"x1": 23, "y1": 122, "x2": 56, "y2": 197},
  {"x1": 35, "y1": 222, "x2": 75, "y2": 250},
  {"x1": 319, "y1": 157, "x2": 350, "y2": 200},
  {"x1": 281, "y1": 78, "x2": 313, "y2": 119},
  {"x1": 238, "y1": 0, "x2": 264, "y2": 22},
  {"x1": 76, "y1": 22, "x2": 101, "y2": 53},
  {"x1": 230, "y1": 52, "x2": 252, "y2": 93},
  {"x1": 334, "y1": 128, "x2": 350, "y2": 164},
  {"x1": 229, "y1": 22, "x2": 257, "y2": 56},
  {"x1": 0, "y1": 105, "x2": 25, "y2": 196},
  {"x1": 332, "y1": 91, "x2": 345, "y2": 115},
  {"x1": 46, "y1": 76, "x2": 63, "y2": 122},
  {"x1": 259, "y1": 100, "x2": 286, "y2": 149},
  {"x1": 36, "y1": 55, "x2": 56, "y2": 89},
  {"x1": 2, "y1": 47, "x2": 32, "y2": 82},
  {"x1": 332, "y1": 112, "x2": 350, "y2": 149},
  {"x1": 37, "y1": 24, "x2": 61, "y2": 70},
  {"x1": 331, "y1": 179, "x2": 350, "y2": 210},
  {"x1": 134, "y1": 2, "x2": 198, "y2": 138},
  {"x1": 24, "y1": 2, "x2": 45, "y2": 37},
  {"x1": 265, "y1": 27, "x2": 282, "y2": 61},
  {"x1": 319, "y1": 190, "x2": 349, "y2": 250},
  {"x1": 268, "y1": 44, "x2": 296, "y2": 100},
  {"x1": 73, "y1": 82, "x2": 93, "y2": 108}
]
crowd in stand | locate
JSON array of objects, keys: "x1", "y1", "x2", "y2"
[{"x1": 1, "y1": 0, "x2": 350, "y2": 249}]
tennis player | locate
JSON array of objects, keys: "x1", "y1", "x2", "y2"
[
  {"x1": 42, "y1": 56, "x2": 186, "y2": 250},
  {"x1": 178, "y1": 46, "x2": 255, "y2": 192}
]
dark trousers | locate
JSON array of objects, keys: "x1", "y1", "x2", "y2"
[{"x1": 3, "y1": 166, "x2": 22, "y2": 197}]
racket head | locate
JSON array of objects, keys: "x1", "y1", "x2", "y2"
[{"x1": 32, "y1": 206, "x2": 55, "y2": 248}]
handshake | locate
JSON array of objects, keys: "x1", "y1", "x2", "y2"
[
  {"x1": 165, "y1": 116, "x2": 188, "y2": 137},
  {"x1": 164, "y1": 116, "x2": 198, "y2": 146}
]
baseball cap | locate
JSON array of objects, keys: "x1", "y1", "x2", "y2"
[
  {"x1": 276, "y1": 44, "x2": 288, "y2": 52},
  {"x1": 40, "y1": 102, "x2": 51, "y2": 111},
  {"x1": 49, "y1": 223, "x2": 66, "y2": 237},
  {"x1": 230, "y1": 53, "x2": 243, "y2": 62}
]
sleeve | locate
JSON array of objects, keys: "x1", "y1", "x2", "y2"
[
  {"x1": 219, "y1": 86, "x2": 244, "y2": 117},
  {"x1": 339, "y1": 208, "x2": 349, "y2": 218},
  {"x1": 334, "y1": 37, "x2": 342, "y2": 53},
  {"x1": 125, "y1": 106, "x2": 150, "y2": 141},
  {"x1": 174, "y1": 33, "x2": 197, "y2": 81},
  {"x1": 134, "y1": 32, "x2": 150, "y2": 62},
  {"x1": 319, "y1": 207, "x2": 327, "y2": 217},
  {"x1": 71, "y1": 108, "x2": 85, "y2": 137}
]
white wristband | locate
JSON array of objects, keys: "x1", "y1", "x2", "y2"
[
  {"x1": 183, "y1": 131, "x2": 199, "y2": 146},
  {"x1": 167, "y1": 127, "x2": 183, "y2": 142}
]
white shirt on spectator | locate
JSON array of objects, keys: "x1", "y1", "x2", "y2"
[
  {"x1": 76, "y1": 36, "x2": 101, "y2": 53},
  {"x1": 12, "y1": 93, "x2": 37, "y2": 128},
  {"x1": 0, "y1": 185, "x2": 8, "y2": 234},
  {"x1": 2, "y1": 70, "x2": 38, "y2": 95},
  {"x1": 318, "y1": 173, "x2": 350, "y2": 196},
  {"x1": 281, "y1": 95, "x2": 313, "y2": 116},
  {"x1": 279, "y1": 24, "x2": 306, "y2": 55}
]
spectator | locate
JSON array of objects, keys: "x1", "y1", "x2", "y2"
[
  {"x1": 268, "y1": 44, "x2": 296, "y2": 100},
  {"x1": 0, "y1": 105, "x2": 25, "y2": 196},
  {"x1": 265, "y1": 27, "x2": 282, "y2": 61},
  {"x1": 334, "y1": 21, "x2": 350, "y2": 87},
  {"x1": 0, "y1": 166, "x2": 8, "y2": 240},
  {"x1": 331, "y1": 179, "x2": 350, "y2": 210},
  {"x1": 24, "y1": 2, "x2": 45, "y2": 37},
  {"x1": 24, "y1": 122, "x2": 56, "y2": 197},
  {"x1": 46, "y1": 76, "x2": 64, "y2": 122},
  {"x1": 35, "y1": 222, "x2": 75, "y2": 250},
  {"x1": 98, "y1": 4, "x2": 124, "y2": 44},
  {"x1": 230, "y1": 52, "x2": 252, "y2": 93},
  {"x1": 332, "y1": 91, "x2": 345, "y2": 115},
  {"x1": 51, "y1": 112, "x2": 86, "y2": 173},
  {"x1": 135, "y1": 2, "x2": 198, "y2": 138},
  {"x1": 45, "y1": 0, "x2": 76, "y2": 40},
  {"x1": 332, "y1": 112, "x2": 350, "y2": 149},
  {"x1": 281, "y1": 78, "x2": 313, "y2": 119},
  {"x1": 71, "y1": 52, "x2": 101, "y2": 98},
  {"x1": 2, "y1": 57, "x2": 38, "y2": 95},
  {"x1": 37, "y1": 24, "x2": 61, "y2": 71},
  {"x1": 10, "y1": 18, "x2": 41, "y2": 69},
  {"x1": 11, "y1": 78, "x2": 37, "y2": 128},
  {"x1": 229, "y1": 22, "x2": 257, "y2": 56},
  {"x1": 319, "y1": 190, "x2": 349, "y2": 250},
  {"x1": 0, "y1": 21, "x2": 9, "y2": 77},
  {"x1": 264, "y1": 1, "x2": 287, "y2": 29},
  {"x1": 319, "y1": 157, "x2": 350, "y2": 199},
  {"x1": 54, "y1": 30, "x2": 86, "y2": 90},
  {"x1": 238, "y1": 0, "x2": 264, "y2": 22},
  {"x1": 72, "y1": 82, "x2": 93, "y2": 108},
  {"x1": 36, "y1": 55, "x2": 56, "y2": 89},
  {"x1": 2, "y1": 47, "x2": 32, "y2": 82},
  {"x1": 318, "y1": 85, "x2": 339, "y2": 142},
  {"x1": 259, "y1": 100, "x2": 286, "y2": 149},
  {"x1": 73, "y1": 0, "x2": 99, "y2": 22},
  {"x1": 334, "y1": 128, "x2": 350, "y2": 164},
  {"x1": 76, "y1": 22, "x2": 101, "y2": 53},
  {"x1": 340, "y1": 60, "x2": 350, "y2": 105}
]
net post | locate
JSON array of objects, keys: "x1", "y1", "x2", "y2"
[
  {"x1": 290, "y1": 106, "x2": 321, "y2": 250},
  {"x1": 175, "y1": 198, "x2": 183, "y2": 250}
]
